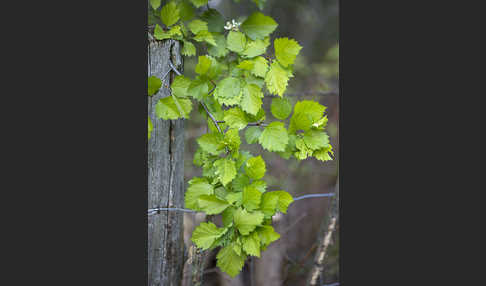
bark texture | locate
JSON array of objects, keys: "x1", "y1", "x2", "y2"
[{"x1": 148, "y1": 39, "x2": 185, "y2": 286}]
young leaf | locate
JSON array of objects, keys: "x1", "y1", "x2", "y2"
[
  {"x1": 245, "y1": 156, "x2": 266, "y2": 180},
  {"x1": 222, "y1": 207, "x2": 236, "y2": 227},
  {"x1": 227, "y1": 31, "x2": 247, "y2": 54},
  {"x1": 214, "y1": 157, "x2": 237, "y2": 186},
  {"x1": 224, "y1": 107, "x2": 248, "y2": 130},
  {"x1": 245, "y1": 126, "x2": 262, "y2": 144},
  {"x1": 198, "y1": 194, "x2": 231, "y2": 214},
  {"x1": 257, "y1": 225, "x2": 280, "y2": 247},
  {"x1": 188, "y1": 76, "x2": 209, "y2": 100},
  {"x1": 188, "y1": 19, "x2": 208, "y2": 35},
  {"x1": 272, "y1": 190, "x2": 294, "y2": 213},
  {"x1": 232, "y1": 173, "x2": 250, "y2": 192},
  {"x1": 251, "y1": 56, "x2": 268, "y2": 78},
  {"x1": 182, "y1": 40, "x2": 196, "y2": 56},
  {"x1": 241, "y1": 231, "x2": 261, "y2": 257},
  {"x1": 240, "y1": 12, "x2": 278, "y2": 40},
  {"x1": 302, "y1": 130, "x2": 329, "y2": 150},
  {"x1": 155, "y1": 97, "x2": 192, "y2": 119},
  {"x1": 160, "y1": 1, "x2": 180, "y2": 27},
  {"x1": 153, "y1": 24, "x2": 183, "y2": 40},
  {"x1": 185, "y1": 177, "x2": 214, "y2": 210},
  {"x1": 258, "y1": 121, "x2": 289, "y2": 152},
  {"x1": 260, "y1": 192, "x2": 279, "y2": 217},
  {"x1": 289, "y1": 100, "x2": 326, "y2": 131},
  {"x1": 249, "y1": 180, "x2": 267, "y2": 193},
  {"x1": 197, "y1": 132, "x2": 224, "y2": 156},
  {"x1": 214, "y1": 77, "x2": 242, "y2": 106},
  {"x1": 242, "y1": 186, "x2": 262, "y2": 211},
  {"x1": 195, "y1": 55, "x2": 212, "y2": 75},
  {"x1": 242, "y1": 37, "x2": 270, "y2": 58},
  {"x1": 270, "y1": 97, "x2": 292, "y2": 120},
  {"x1": 148, "y1": 76, "x2": 162, "y2": 96},
  {"x1": 191, "y1": 222, "x2": 227, "y2": 250},
  {"x1": 208, "y1": 33, "x2": 229, "y2": 58},
  {"x1": 226, "y1": 192, "x2": 243, "y2": 206},
  {"x1": 216, "y1": 243, "x2": 246, "y2": 278},
  {"x1": 171, "y1": 75, "x2": 191, "y2": 98},
  {"x1": 274, "y1": 37, "x2": 303, "y2": 67},
  {"x1": 265, "y1": 61, "x2": 292, "y2": 97},
  {"x1": 240, "y1": 83, "x2": 263, "y2": 116},
  {"x1": 313, "y1": 144, "x2": 334, "y2": 162},
  {"x1": 234, "y1": 208, "x2": 264, "y2": 235},
  {"x1": 224, "y1": 128, "x2": 241, "y2": 154},
  {"x1": 194, "y1": 30, "x2": 217, "y2": 46}
]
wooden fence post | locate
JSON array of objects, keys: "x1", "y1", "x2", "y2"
[{"x1": 148, "y1": 38, "x2": 185, "y2": 286}]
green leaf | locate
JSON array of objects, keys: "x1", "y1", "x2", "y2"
[
  {"x1": 245, "y1": 126, "x2": 262, "y2": 144},
  {"x1": 258, "y1": 121, "x2": 289, "y2": 152},
  {"x1": 236, "y1": 150, "x2": 252, "y2": 170},
  {"x1": 227, "y1": 31, "x2": 247, "y2": 54},
  {"x1": 242, "y1": 37, "x2": 270, "y2": 58},
  {"x1": 194, "y1": 30, "x2": 217, "y2": 46},
  {"x1": 214, "y1": 157, "x2": 237, "y2": 186},
  {"x1": 155, "y1": 96, "x2": 192, "y2": 119},
  {"x1": 240, "y1": 12, "x2": 278, "y2": 40},
  {"x1": 222, "y1": 207, "x2": 236, "y2": 227},
  {"x1": 185, "y1": 177, "x2": 214, "y2": 210},
  {"x1": 249, "y1": 180, "x2": 267, "y2": 193},
  {"x1": 191, "y1": 222, "x2": 227, "y2": 250},
  {"x1": 216, "y1": 243, "x2": 246, "y2": 278},
  {"x1": 226, "y1": 192, "x2": 243, "y2": 206},
  {"x1": 153, "y1": 24, "x2": 183, "y2": 40},
  {"x1": 198, "y1": 194, "x2": 231, "y2": 214},
  {"x1": 313, "y1": 144, "x2": 334, "y2": 162},
  {"x1": 201, "y1": 9, "x2": 225, "y2": 33},
  {"x1": 265, "y1": 61, "x2": 292, "y2": 97},
  {"x1": 171, "y1": 75, "x2": 191, "y2": 98},
  {"x1": 148, "y1": 117, "x2": 153, "y2": 139},
  {"x1": 208, "y1": 33, "x2": 229, "y2": 58},
  {"x1": 214, "y1": 77, "x2": 242, "y2": 106},
  {"x1": 237, "y1": 60, "x2": 254, "y2": 70},
  {"x1": 257, "y1": 225, "x2": 280, "y2": 247},
  {"x1": 270, "y1": 97, "x2": 292, "y2": 120},
  {"x1": 189, "y1": 0, "x2": 208, "y2": 8},
  {"x1": 234, "y1": 208, "x2": 264, "y2": 235},
  {"x1": 182, "y1": 40, "x2": 196, "y2": 56},
  {"x1": 223, "y1": 128, "x2": 241, "y2": 154},
  {"x1": 188, "y1": 76, "x2": 209, "y2": 100},
  {"x1": 150, "y1": 0, "x2": 161, "y2": 10},
  {"x1": 251, "y1": 0, "x2": 266, "y2": 10},
  {"x1": 290, "y1": 100, "x2": 326, "y2": 132},
  {"x1": 240, "y1": 83, "x2": 263, "y2": 116},
  {"x1": 272, "y1": 190, "x2": 294, "y2": 213},
  {"x1": 178, "y1": 1, "x2": 195, "y2": 21},
  {"x1": 260, "y1": 192, "x2": 279, "y2": 217},
  {"x1": 195, "y1": 55, "x2": 212, "y2": 75},
  {"x1": 251, "y1": 56, "x2": 268, "y2": 78},
  {"x1": 160, "y1": 1, "x2": 180, "y2": 27},
  {"x1": 148, "y1": 76, "x2": 162, "y2": 96},
  {"x1": 224, "y1": 107, "x2": 248, "y2": 130},
  {"x1": 242, "y1": 186, "x2": 262, "y2": 211},
  {"x1": 241, "y1": 231, "x2": 261, "y2": 257},
  {"x1": 231, "y1": 173, "x2": 250, "y2": 192},
  {"x1": 302, "y1": 130, "x2": 329, "y2": 150},
  {"x1": 245, "y1": 156, "x2": 266, "y2": 180},
  {"x1": 188, "y1": 19, "x2": 208, "y2": 35},
  {"x1": 274, "y1": 37, "x2": 302, "y2": 67},
  {"x1": 197, "y1": 132, "x2": 224, "y2": 156}
]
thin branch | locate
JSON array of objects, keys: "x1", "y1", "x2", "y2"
[
  {"x1": 216, "y1": 121, "x2": 268, "y2": 127},
  {"x1": 266, "y1": 90, "x2": 339, "y2": 98}
]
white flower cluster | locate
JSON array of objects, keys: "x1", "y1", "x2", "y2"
[{"x1": 224, "y1": 19, "x2": 241, "y2": 31}]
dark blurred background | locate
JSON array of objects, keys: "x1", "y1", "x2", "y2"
[{"x1": 182, "y1": 0, "x2": 339, "y2": 285}]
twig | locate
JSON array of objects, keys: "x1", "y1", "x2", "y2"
[{"x1": 216, "y1": 121, "x2": 268, "y2": 127}]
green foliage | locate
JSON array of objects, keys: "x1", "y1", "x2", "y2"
[{"x1": 147, "y1": 2, "x2": 334, "y2": 277}]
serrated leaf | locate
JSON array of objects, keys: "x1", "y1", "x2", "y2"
[
  {"x1": 242, "y1": 231, "x2": 261, "y2": 257},
  {"x1": 192, "y1": 222, "x2": 227, "y2": 250},
  {"x1": 148, "y1": 117, "x2": 153, "y2": 139},
  {"x1": 257, "y1": 225, "x2": 280, "y2": 247},
  {"x1": 188, "y1": 76, "x2": 209, "y2": 100},
  {"x1": 194, "y1": 30, "x2": 217, "y2": 46},
  {"x1": 227, "y1": 31, "x2": 247, "y2": 54},
  {"x1": 150, "y1": 0, "x2": 161, "y2": 10},
  {"x1": 242, "y1": 186, "x2": 262, "y2": 211},
  {"x1": 242, "y1": 37, "x2": 270, "y2": 58},
  {"x1": 265, "y1": 61, "x2": 291, "y2": 97},
  {"x1": 188, "y1": 19, "x2": 208, "y2": 35},
  {"x1": 245, "y1": 126, "x2": 262, "y2": 144},
  {"x1": 201, "y1": 9, "x2": 225, "y2": 33},
  {"x1": 240, "y1": 12, "x2": 278, "y2": 40},
  {"x1": 245, "y1": 156, "x2": 266, "y2": 180},
  {"x1": 272, "y1": 191, "x2": 294, "y2": 213},
  {"x1": 216, "y1": 243, "x2": 246, "y2": 278},
  {"x1": 226, "y1": 192, "x2": 243, "y2": 206},
  {"x1": 224, "y1": 128, "x2": 241, "y2": 154},
  {"x1": 313, "y1": 144, "x2": 334, "y2": 162},
  {"x1": 224, "y1": 107, "x2": 248, "y2": 130},
  {"x1": 236, "y1": 150, "x2": 252, "y2": 170},
  {"x1": 234, "y1": 208, "x2": 264, "y2": 235},
  {"x1": 302, "y1": 130, "x2": 329, "y2": 150},
  {"x1": 208, "y1": 33, "x2": 229, "y2": 58},
  {"x1": 214, "y1": 157, "x2": 237, "y2": 186},
  {"x1": 161, "y1": 1, "x2": 180, "y2": 27},
  {"x1": 153, "y1": 24, "x2": 183, "y2": 40},
  {"x1": 195, "y1": 55, "x2": 212, "y2": 75},
  {"x1": 270, "y1": 97, "x2": 292, "y2": 120},
  {"x1": 214, "y1": 77, "x2": 242, "y2": 106},
  {"x1": 260, "y1": 192, "x2": 279, "y2": 217},
  {"x1": 185, "y1": 177, "x2": 214, "y2": 210},
  {"x1": 251, "y1": 56, "x2": 268, "y2": 77},
  {"x1": 182, "y1": 40, "x2": 196, "y2": 56},
  {"x1": 232, "y1": 173, "x2": 250, "y2": 192},
  {"x1": 178, "y1": 0, "x2": 195, "y2": 21},
  {"x1": 222, "y1": 207, "x2": 236, "y2": 227},
  {"x1": 198, "y1": 194, "x2": 230, "y2": 214},
  {"x1": 148, "y1": 76, "x2": 162, "y2": 96},
  {"x1": 294, "y1": 137, "x2": 313, "y2": 160},
  {"x1": 171, "y1": 75, "x2": 191, "y2": 98},
  {"x1": 237, "y1": 60, "x2": 254, "y2": 70},
  {"x1": 249, "y1": 180, "x2": 267, "y2": 193},
  {"x1": 274, "y1": 37, "x2": 302, "y2": 67},
  {"x1": 258, "y1": 121, "x2": 289, "y2": 152},
  {"x1": 240, "y1": 83, "x2": 263, "y2": 116},
  {"x1": 290, "y1": 100, "x2": 326, "y2": 132},
  {"x1": 155, "y1": 96, "x2": 192, "y2": 119},
  {"x1": 189, "y1": 0, "x2": 208, "y2": 8},
  {"x1": 197, "y1": 132, "x2": 224, "y2": 156}
]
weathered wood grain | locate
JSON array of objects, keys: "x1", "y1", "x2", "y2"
[{"x1": 148, "y1": 39, "x2": 185, "y2": 286}]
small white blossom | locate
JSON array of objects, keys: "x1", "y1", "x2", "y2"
[{"x1": 224, "y1": 19, "x2": 242, "y2": 31}]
